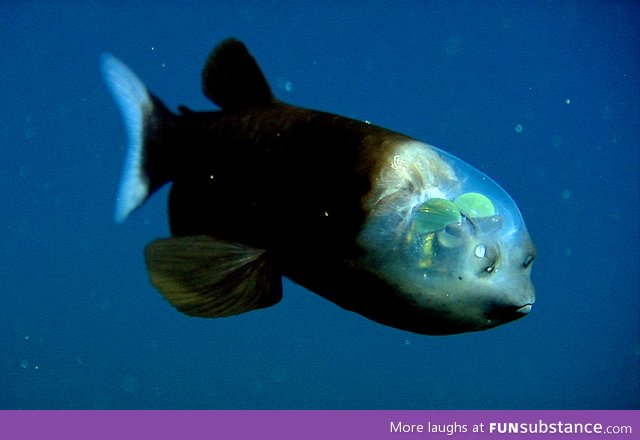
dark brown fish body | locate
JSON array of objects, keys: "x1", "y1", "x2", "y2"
[
  {"x1": 167, "y1": 103, "x2": 397, "y2": 245},
  {"x1": 102, "y1": 39, "x2": 535, "y2": 335},
  {"x1": 165, "y1": 102, "x2": 426, "y2": 331}
]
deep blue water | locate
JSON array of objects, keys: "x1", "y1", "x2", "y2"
[{"x1": 1, "y1": 1, "x2": 638, "y2": 409}]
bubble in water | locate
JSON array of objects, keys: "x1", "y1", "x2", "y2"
[
  {"x1": 20, "y1": 360, "x2": 29, "y2": 369},
  {"x1": 515, "y1": 124, "x2": 523, "y2": 133},
  {"x1": 561, "y1": 189, "x2": 570, "y2": 199}
]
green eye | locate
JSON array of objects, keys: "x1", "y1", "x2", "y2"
[
  {"x1": 454, "y1": 192, "x2": 495, "y2": 218},
  {"x1": 412, "y1": 198, "x2": 461, "y2": 233}
]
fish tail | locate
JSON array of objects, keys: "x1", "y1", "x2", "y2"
[{"x1": 101, "y1": 53, "x2": 175, "y2": 223}]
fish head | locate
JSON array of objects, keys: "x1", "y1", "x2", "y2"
[{"x1": 358, "y1": 140, "x2": 536, "y2": 334}]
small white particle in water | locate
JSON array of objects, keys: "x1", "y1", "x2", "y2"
[
  {"x1": 565, "y1": 99, "x2": 571, "y2": 104},
  {"x1": 515, "y1": 124, "x2": 523, "y2": 133},
  {"x1": 364, "y1": 120, "x2": 371, "y2": 125},
  {"x1": 276, "y1": 78, "x2": 293, "y2": 92},
  {"x1": 20, "y1": 360, "x2": 28, "y2": 369},
  {"x1": 24, "y1": 335, "x2": 29, "y2": 341},
  {"x1": 161, "y1": 62, "x2": 166, "y2": 68},
  {"x1": 404, "y1": 339, "x2": 411, "y2": 345},
  {"x1": 561, "y1": 189, "x2": 570, "y2": 199}
]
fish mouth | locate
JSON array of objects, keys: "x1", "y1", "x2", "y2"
[
  {"x1": 515, "y1": 303, "x2": 533, "y2": 315},
  {"x1": 486, "y1": 302, "x2": 534, "y2": 325}
]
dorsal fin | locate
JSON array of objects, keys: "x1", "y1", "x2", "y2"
[{"x1": 202, "y1": 38, "x2": 274, "y2": 111}]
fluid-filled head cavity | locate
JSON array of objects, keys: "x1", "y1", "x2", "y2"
[{"x1": 358, "y1": 140, "x2": 535, "y2": 334}]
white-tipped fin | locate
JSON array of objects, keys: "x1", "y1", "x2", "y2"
[{"x1": 101, "y1": 53, "x2": 152, "y2": 223}]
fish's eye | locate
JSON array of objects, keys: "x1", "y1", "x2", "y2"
[{"x1": 522, "y1": 254, "x2": 535, "y2": 269}]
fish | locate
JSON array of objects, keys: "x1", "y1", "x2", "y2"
[{"x1": 101, "y1": 38, "x2": 535, "y2": 335}]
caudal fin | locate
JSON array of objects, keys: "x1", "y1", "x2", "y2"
[{"x1": 101, "y1": 53, "x2": 173, "y2": 223}]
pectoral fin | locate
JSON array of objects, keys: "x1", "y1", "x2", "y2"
[{"x1": 145, "y1": 235, "x2": 282, "y2": 318}]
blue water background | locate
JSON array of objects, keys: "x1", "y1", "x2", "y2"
[{"x1": 1, "y1": 1, "x2": 638, "y2": 409}]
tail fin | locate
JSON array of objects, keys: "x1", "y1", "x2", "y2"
[{"x1": 101, "y1": 53, "x2": 173, "y2": 223}]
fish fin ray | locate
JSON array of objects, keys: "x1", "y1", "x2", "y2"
[
  {"x1": 101, "y1": 54, "x2": 174, "y2": 222},
  {"x1": 201, "y1": 38, "x2": 274, "y2": 111},
  {"x1": 145, "y1": 235, "x2": 282, "y2": 318}
]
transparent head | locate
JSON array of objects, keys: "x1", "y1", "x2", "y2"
[{"x1": 359, "y1": 140, "x2": 535, "y2": 333}]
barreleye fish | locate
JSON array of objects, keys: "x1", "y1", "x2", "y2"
[{"x1": 102, "y1": 38, "x2": 535, "y2": 335}]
